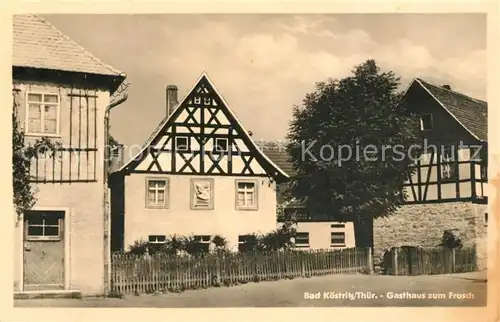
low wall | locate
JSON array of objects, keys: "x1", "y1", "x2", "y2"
[{"x1": 373, "y1": 202, "x2": 487, "y2": 269}]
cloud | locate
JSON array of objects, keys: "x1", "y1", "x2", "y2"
[
  {"x1": 142, "y1": 16, "x2": 485, "y2": 143},
  {"x1": 61, "y1": 14, "x2": 482, "y2": 148}
]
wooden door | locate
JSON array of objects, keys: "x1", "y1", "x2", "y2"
[{"x1": 23, "y1": 210, "x2": 65, "y2": 291}]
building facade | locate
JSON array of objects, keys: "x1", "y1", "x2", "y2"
[
  {"x1": 109, "y1": 73, "x2": 288, "y2": 252},
  {"x1": 12, "y1": 15, "x2": 127, "y2": 296},
  {"x1": 263, "y1": 142, "x2": 356, "y2": 250},
  {"x1": 373, "y1": 79, "x2": 488, "y2": 267}
]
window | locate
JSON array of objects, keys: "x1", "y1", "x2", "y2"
[
  {"x1": 148, "y1": 235, "x2": 167, "y2": 244},
  {"x1": 146, "y1": 178, "x2": 169, "y2": 208},
  {"x1": 420, "y1": 114, "x2": 433, "y2": 131},
  {"x1": 294, "y1": 232, "x2": 310, "y2": 248},
  {"x1": 110, "y1": 146, "x2": 121, "y2": 158},
  {"x1": 191, "y1": 178, "x2": 214, "y2": 210},
  {"x1": 440, "y1": 147, "x2": 458, "y2": 181},
  {"x1": 214, "y1": 138, "x2": 228, "y2": 152},
  {"x1": 331, "y1": 232, "x2": 346, "y2": 247},
  {"x1": 238, "y1": 235, "x2": 256, "y2": 252},
  {"x1": 236, "y1": 180, "x2": 258, "y2": 210},
  {"x1": 26, "y1": 92, "x2": 60, "y2": 135},
  {"x1": 24, "y1": 210, "x2": 63, "y2": 241},
  {"x1": 175, "y1": 136, "x2": 189, "y2": 151},
  {"x1": 481, "y1": 165, "x2": 487, "y2": 180},
  {"x1": 331, "y1": 223, "x2": 345, "y2": 228},
  {"x1": 194, "y1": 235, "x2": 211, "y2": 252},
  {"x1": 485, "y1": 213, "x2": 488, "y2": 227}
]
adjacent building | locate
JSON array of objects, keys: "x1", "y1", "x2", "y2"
[
  {"x1": 373, "y1": 78, "x2": 488, "y2": 267},
  {"x1": 13, "y1": 14, "x2": 127, "y2": 296},
  {"x1": 262, "y1": 142, "x2": 356, "y2": 250},
  {"x1": 109, "y1": 73, "x2": 289, "y2": 252},
  {"x1": 263, "y1": 78, "x2": 488, "y2": 258}
]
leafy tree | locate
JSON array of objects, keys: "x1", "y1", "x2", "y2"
[
  {"x1": 287, "y1": 60, "x2": 421, "y2": 248},
  {"x1": 12, "y1": 97, "x2": 59, "y2": 221}
]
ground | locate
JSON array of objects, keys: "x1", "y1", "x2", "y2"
[{"x1": 15, "y1": 271, "x2": 487, "y2": 307}]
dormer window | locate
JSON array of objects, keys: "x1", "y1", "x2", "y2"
[{"x1": 420, "y1": 114, "x2": 433, "y2": 131}]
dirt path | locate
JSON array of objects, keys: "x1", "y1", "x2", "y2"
[{"x1": 15, "y1": 273, "x2": 487, "y2": 307}]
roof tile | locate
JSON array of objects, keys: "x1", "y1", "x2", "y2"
[
  {"x1": 13, "y1": 14, "x2": 123, "y2": 76},
  {"x1": 416, "y1": 78, "x2": 487, "y2": 141}
]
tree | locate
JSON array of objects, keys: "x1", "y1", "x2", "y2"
[
  {"x1": 287, "y1": 60, "x2": 421, "y2": 248},
  {"x1": 12, "y1": 96, "x2": 59, "y2": 221}
]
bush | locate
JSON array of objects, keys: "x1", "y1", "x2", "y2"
[{"x1": 440, "y1": 230, "x2": 463, "y2": 249}]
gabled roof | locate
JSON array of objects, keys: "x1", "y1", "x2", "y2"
[
  {"x1": 13, "y1": 14, "x2": 124, "y2": 77},
  {"x1": 117, "y1": 72, "x2": 289, "y2": 178},
  {"x1": 414, "y1": 78, "x2": 487, "y2": 142},
  {"x1": 257, "y1": 141, "x2": 296, "y2": 175}
]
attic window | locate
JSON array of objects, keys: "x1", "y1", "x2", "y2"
[
  {"x1": 214, "y1": 138, "x2": 228, "y2": 152},
  {"x1": 175, "y1": 136, "x2": 189, "y2": 151},
  {"x1": 420, "y1": 114, "x2": 433, "y2": 131}
]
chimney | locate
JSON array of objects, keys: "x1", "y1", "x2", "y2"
[
  {"x1": 442, "y1": 84, "x2": 451, "y2": 90},
  {"x1": 166, "y1": 85, "x2": 178, "y2": 117}
]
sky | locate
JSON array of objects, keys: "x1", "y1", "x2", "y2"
[{"x1": 44, "y1": 14, "x2": 486, "y2": 148}]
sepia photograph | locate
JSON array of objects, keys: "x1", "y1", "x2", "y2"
[{"x1": 10, "y1": 12, "x2": 490, "y2": 308}]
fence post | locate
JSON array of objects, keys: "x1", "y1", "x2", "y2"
[
  {"x1": 300, "y1": 251, "x2": 305, "y2": 277},
  {"x1": 367, "y1": 247, "x2": 374, "y2": 274},
  {"x1": 451, "y1": 248, "x2": 456, "y2": 273},
  {"x1": 215, "y1": 255, "x2": 221, "y2": 285},
  {"x1": 393, "y1": 248, "x2": 399, "y2": 276}
]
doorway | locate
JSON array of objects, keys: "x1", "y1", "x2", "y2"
[{"x1": 23, "y1": 210, "x2": 65, "y2": 291}]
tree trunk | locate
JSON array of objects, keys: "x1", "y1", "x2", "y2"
[{"x1": 353, "y1": 212, "x2": 374, "y2": 249}]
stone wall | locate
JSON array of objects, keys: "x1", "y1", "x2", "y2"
[{"x1": 373, "y1": 202, "x2": 488, "y2": 269}]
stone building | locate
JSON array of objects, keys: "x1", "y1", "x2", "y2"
[{"x1": 373, "y1": 78, "x2": 488, "y2": 268}]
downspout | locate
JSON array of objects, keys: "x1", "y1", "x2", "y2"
[{"x1": 103, "y1": 90, "x2": 128, "y2": 296}]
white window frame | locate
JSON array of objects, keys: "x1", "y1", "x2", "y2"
[
  {"x1": 294, "y1": 232, "x2": 310, "y2": 248},
  {"x1": 420, "y1": 113, "x2": 433, "y2": 131},
  {"x1": 24, "y1": 210, "x2": 63, "y2": 241},
  {"x1": 214, "y1": 138, "x2": 229, "y2": 152},
  {"x1": 25, "y1": 91, "x2": 61, "y2": 137},
  {"x1": 440, "y1": 148, "x2": 457, "y2": 180},
  {"x1": 110, "y1": 146, "x2": 121, "y2": 158},
  {"x1": 235, "y1": 179, "x2": 258, "y2": 210},
  {"x1": 330, "y1": 232, "x2": 346, "y2": 247},
  {"x1": 148, "y1": 235, "x2": 167, "y2": 244},
  {"x1": 145, "y1": 177, "x2": 169, "y2": 209},
  {"x1": 175, "y1": 136, "x2": 190, "y2": 151}
]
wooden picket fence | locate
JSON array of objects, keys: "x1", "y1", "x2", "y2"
[
  {"x1": 111, "y1": 248, "x2": 372, "y2": 295},
  {"x1": 383, "y1": 246, "x2": 477, "y2": 276}
]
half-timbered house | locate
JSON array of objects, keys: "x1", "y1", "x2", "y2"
[
  {"x1": 373, "y1": 78, "x2": 488, "y2": 267},
  {"x1": 13, "y1": 15, "x2": 127, "y2": 296},
  {"x1": 401, "y1": 78, "x2": 487, "y2": 204},
  {"x1": 109, "y1": 73, "x2": 288, "y2": 252}
]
